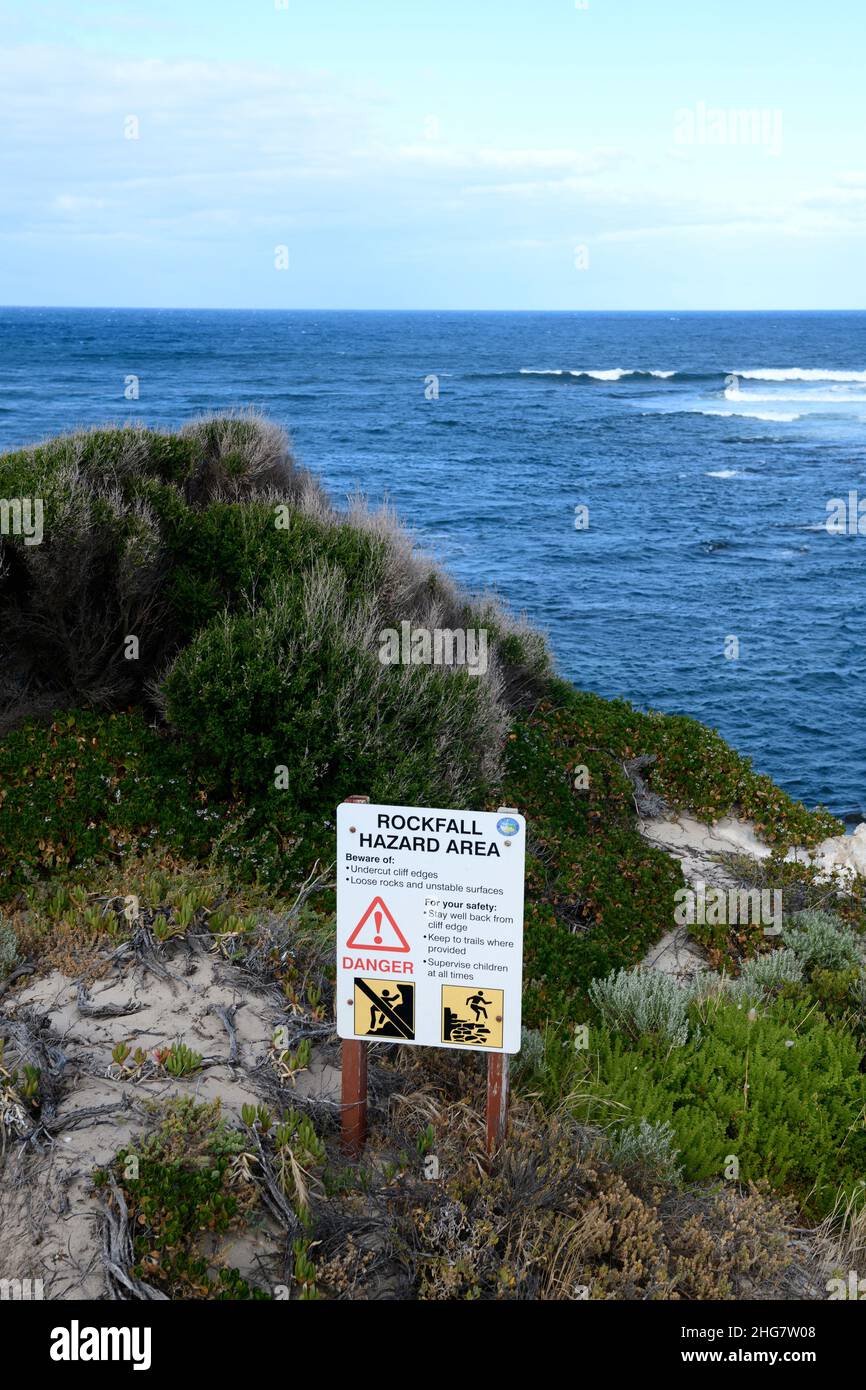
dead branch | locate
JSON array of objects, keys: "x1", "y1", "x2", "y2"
[
  {"x1": 99, "y1": 1173, "x2": 169, "y2": 1301},
  {"x1": 0, "y1": 963, "x2": 36, "y2": 1001},
  {"x1": 76, "y1": 983, "x2": 144, "y2": 1019},
  {"x1": 208, "y1": 1002, "x2": 242, "y2": 1065}
]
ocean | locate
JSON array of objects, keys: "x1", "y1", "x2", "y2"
[{"x1": 0, "y1": 307, "x2": 863, "y2": 820}]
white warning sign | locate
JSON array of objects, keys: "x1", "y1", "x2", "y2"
[{"x1": 337, "y1": 802, "x2": 525, "y2": 1053}]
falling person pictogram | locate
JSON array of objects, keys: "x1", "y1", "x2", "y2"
[
  {"x1": 369, "y1": 985, "x2": 402, "y2": 1032},
  {"x1": 353, "y1": 978, "x2": 416, "y2": 1040}
]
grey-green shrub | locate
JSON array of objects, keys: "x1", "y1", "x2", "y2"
[
  {"x1": 510, "y1": 1027, "x2": 545, "y2": 1084},
  {"x1": 608, "y1": 1118, "x2": 683, "y2": 1184},
  {"x1": 589, "y1": 967, "x2": 691, "y2": 1047},
  {"x1": 0, "y1": 920, "x2": 20, "y2": 979},
  {"x1": 731, "y1": 947, "x2": 804, "y2": 1002},
  {"x1": 783, "y1": 910, "x2": 862, "y2": 974}
]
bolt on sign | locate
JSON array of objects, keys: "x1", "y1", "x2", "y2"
[{"x1": 337, "y1": 802, "x2": 525, "y2": 1053}]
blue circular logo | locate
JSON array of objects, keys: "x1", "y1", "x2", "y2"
[{"x1": 496, "y1": 816, "x2": 520, "y2": 836}]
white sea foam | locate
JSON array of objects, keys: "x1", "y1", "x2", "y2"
[
  {"x1": 706, "y1": 468, "x2": 744, "y2": 478},
  {"x1": 571, "y1": 369, "x2": 631, "y2": 380},
  {"x1": 734, "y1": 368, "x2": 866, "y2": 383},
  {"x1": 569, "y1": 368, "x2": 677, "y2": 380},
  {"x1": 725, "y1": 386, "x2": 864, "y2": 404},
  {"x1": 519, "y1": 368, "x2": 676, "y2": 380}
]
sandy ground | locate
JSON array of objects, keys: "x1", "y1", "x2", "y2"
[{"x1": 0, "y1": 938, "x2": 340, "y2": 1299}]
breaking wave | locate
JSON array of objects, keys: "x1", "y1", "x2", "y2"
[
  {"x1": 734, "y1": 368, "x2": 866, "y2": 383},
  {"x1": 518, "y1": 368, "x2": 677, "y2": 380}
]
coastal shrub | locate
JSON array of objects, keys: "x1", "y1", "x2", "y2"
[
  {"x1": 162, "y1": 566, "x2": 504, "y2": 813},
  {"x1": 608, "y1": 1118, "x2": 683, "y2": 1184},
  {"x1": 734, "y1": 947, "x2": 804, "y2": 1000},
  {"x1": 156, "y1": 499, "x2": 388, "y2": 641},
  {"x1": 572, "y1": 996, "x2": 866, "y2": 1217},
  {"x1": 589, "y1": 968, "x2": 691, "y2": 1048},
  {"x1": 1, "y1": 418, "x2": 552, "y2": 863},
  {"x1": 0, "y1": 476, "x2": 171, "y2": 720},
  {"x1": 687, "y1": 851, "x2": 866, "y2": 967},
  {"x1": 503, "y1": 698, "x2": 843, "y2": 1029},
  {"x1": 783, "y1": 909, "x2": 863, "y2": 975},
  {"x1": 0, "y1": 921, "x2": 20, "y2": 978},
  {"x1": 808, "y1": 967, "x2": 862, "y2": 1024},
  {"x1": 364, "y1": 1100, "x2": 814, "y2": 1300},
  {"x1": 0, "y1": 416, "x2": 317, "y2": 727},
  {"x1": 4, "y1": 852, "x2": 333, "y2": 986},
  {"x1": 510, "y1": 1027, "x2": 545, "y2": 1085},
  {"x1": 503, "y1": 708, "x2": 686, "y2": 1026},
  {"x1": 343, "y1": 495, "x2": 551, "y2": 712}
]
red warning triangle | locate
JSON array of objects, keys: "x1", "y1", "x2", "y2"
[{"x1": 345, "y1": 896, "x2": 410, "y2": 953}]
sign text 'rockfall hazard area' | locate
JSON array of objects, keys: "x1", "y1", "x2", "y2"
[{"x1": 337, "y1": 803, "x2": 525, "y2": 1053}]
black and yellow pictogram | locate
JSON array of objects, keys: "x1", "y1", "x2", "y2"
[
  {"x1": 353, "y1": 978, "x2": 415, "y2": 1040},
  {"x1": 441, "y1": 985, "x2": 504, "y2": 1048}
]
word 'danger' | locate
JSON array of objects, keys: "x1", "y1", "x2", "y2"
[{"x1": 337, "y1": 802, "x2": 525, "y2": 1053}]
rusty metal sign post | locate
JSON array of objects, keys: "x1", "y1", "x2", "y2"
[
  {"x1": 338, "y1": 796, "x2": 524, "y2": 1161},
  {"x1": 340, "y1": 796, "x2": 372, "y2": 1158}
]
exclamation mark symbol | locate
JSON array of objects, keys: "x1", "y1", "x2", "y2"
[{"x1": 373, "y1": 910, "x2": 383, "y2": 945}]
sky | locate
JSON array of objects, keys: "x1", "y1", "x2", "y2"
[{"x1": 0, "y1": 0, "x2": 864, "y2": 310}]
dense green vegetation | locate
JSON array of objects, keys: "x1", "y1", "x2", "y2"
[{"x1": 574, "y1": 990, "x2": 866, "y2": 1218}]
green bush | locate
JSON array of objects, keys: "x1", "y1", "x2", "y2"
[
  {"x1": 0, "y1": 416, "x2": 313, "y2": 724},
  {"x1": 501, "y1": 696, "x2": 842, "y2": 1030},
  {"x1": 808, "y1": 967, "x2": 862, "y2": 1023},
  {"x1": 502, "y1": 706, "x2": 686, "y2": 1027},
  {"x1": 162, "y1": 567, "x2": 504, "y2": 814},
  {"x1": 572, "y1": 994, "x2": 866, "y2": 1216},
  {"x1": 544, "y1": 684, "x2": 842, "y2": 849},
  {"x1": 157, "y1": 499, "x2": 387, "y2": 641},
  {"x1": 96, "y1": 1098, "x2": 270, "y2": 1300}
]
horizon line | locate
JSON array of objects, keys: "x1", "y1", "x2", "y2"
[{"x1": 2, "y1": 304, "x2": 866, "y2": 315}]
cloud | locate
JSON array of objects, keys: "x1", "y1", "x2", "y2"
[
  {"x1": 1, "y1": 36, "x2": 863, "y2": 289},
  {"x1": 393, "y1": 145, "x2": 619, "y2": 174}
]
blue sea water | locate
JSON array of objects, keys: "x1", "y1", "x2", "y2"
[{"x1": 0, "y1": 307, "x2": 863, "y2": 820}]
